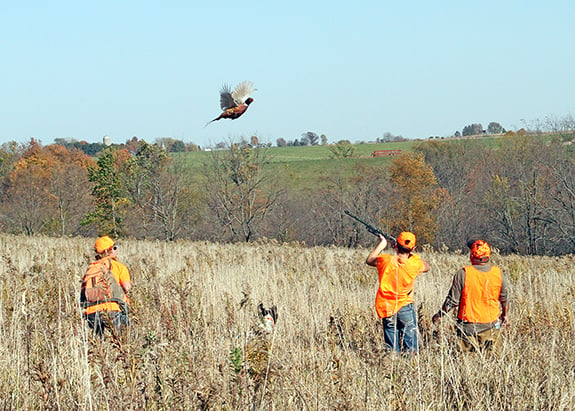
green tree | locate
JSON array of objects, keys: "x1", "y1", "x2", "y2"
[
  {"x1": 83, "y1": 148, "x2": 131, "y2": 237},
  {"x1": 328, "y1": 140, "x2": 355, "y2": 159},
  {"x1": 487, "y1": 122, "x2": 505, "y2": 134},
  {"x1": 462, "y1": 123, "x2": 484, "y2": 136}
]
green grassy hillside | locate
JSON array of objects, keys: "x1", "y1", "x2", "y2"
[
  {"x1": 266, "y1": 141, "x2": 415, "y2": 162},
  {"x1": 176, "y1": 141, "x2": 419, "y2": 192},
  {"x1": 178, "y1": 140, "x2": 416, "y2": 163}
]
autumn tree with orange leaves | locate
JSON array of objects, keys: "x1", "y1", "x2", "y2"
[
  {"x1": 46, "y1": 144, "x2": 95, "y2": 235},
  {"x1": 1, "y1": 140, "x2": 94, "y2": 235},
  {"x1": 385, "y1": 151, "x2": 446, "y2": 245}
]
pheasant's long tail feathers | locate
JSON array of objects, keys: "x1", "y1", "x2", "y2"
[{"x1": 204, "y1": 117, "x2": 218, "y2": 128}]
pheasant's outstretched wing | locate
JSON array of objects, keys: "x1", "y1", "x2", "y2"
[
  {"x1": 206, "y1": 81, "x2": 256, "y2": 127},
  {"x1": 219, "y1": 84, "x2": 235, "y2": 110},
  {"x1": 231, "y1": 81, "x2": 256, "y2": 106}
]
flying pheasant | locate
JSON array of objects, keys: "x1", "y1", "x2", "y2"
[{"x1": 205, "y1": 81, "x2": 256, "y2": 127}]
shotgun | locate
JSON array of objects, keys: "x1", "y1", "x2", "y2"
[{"x1": 344, "y1": 210, "x2": 396, "y2": 246}]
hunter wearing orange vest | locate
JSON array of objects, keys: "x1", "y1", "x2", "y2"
[
  {"x1": 81, "y1": 236, "x2": 132, "y2": 337},
  {"x1": 366, "y1": 232, "x2": 430, "y2": 352},
  {"x1": 432, "y1": 239, "x2": 510, "y2": 352}
]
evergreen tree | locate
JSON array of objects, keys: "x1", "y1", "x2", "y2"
[{"x1": 82, "y1": 148, "x2": 130, "y2": 236}]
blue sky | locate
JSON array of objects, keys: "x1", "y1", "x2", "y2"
[{"x1": 1, "y1": 1, "x2": 573, "y2": 148}]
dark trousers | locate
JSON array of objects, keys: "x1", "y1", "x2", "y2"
[
  {"x1": 457, "y1": 328, "x2": 501, "y2": 353},
  {"x1": 85, "y1": 310, "x2": 129, "y2": 337}
]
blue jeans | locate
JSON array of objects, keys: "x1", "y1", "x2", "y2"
[{"x1": 381, "y1": 304, "x2": 419, "y2": 352}]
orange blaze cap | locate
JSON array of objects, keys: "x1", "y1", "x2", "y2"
[
  {"x1": 397, "y1": 232, "x2": 416, "y2": 250},
  {"x1": 95, "y1": 236, "x2": 115, "y2": 254},
  {"x1": 470, "y1": 240, "x2": 491, "y2": 259}
]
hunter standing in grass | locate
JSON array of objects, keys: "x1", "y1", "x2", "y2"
[
  {"x1": 81, "y1": 236, "x2": 132, "y2": 337},
  {"x1": 432, "y1": 239, "x2": 510, "y2": 352},
  {"x1": 366, "y1": 232, "x2": 430, "y2": 353}
]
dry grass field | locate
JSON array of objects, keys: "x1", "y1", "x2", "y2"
[{"x1": 0, "y1": 234, "x2": 573, "y2": 410}]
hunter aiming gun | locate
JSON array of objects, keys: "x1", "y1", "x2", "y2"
[{"x1": 344, "y1": 210, "x2": 397, "y2": 246}]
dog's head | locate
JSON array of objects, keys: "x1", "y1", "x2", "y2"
[{"x1": 257, "y1": 303, "x2": 278, "y2": 333}]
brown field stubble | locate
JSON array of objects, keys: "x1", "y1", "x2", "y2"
[{"x1": 0, "y1": 234, "x2": 574, "y2": 410}]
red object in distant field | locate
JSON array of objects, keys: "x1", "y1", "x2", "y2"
[{"x1": 371, "y1": 150, "x2": 402, "y2": 157}]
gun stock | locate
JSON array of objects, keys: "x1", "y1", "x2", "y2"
[{"x1": 344, "y1": 210, "x2": 396, "y2": 245}]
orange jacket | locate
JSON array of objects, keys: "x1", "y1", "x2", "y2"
[
  {"x1": 375, "y1": 254, "x2": 425, "y2": 318},
  {"x1": 84, "y1": 258, "x2": 131, "y2": 315},
  {"x1": 458, "y1": 265, "x2": 502, "y2": 323}
]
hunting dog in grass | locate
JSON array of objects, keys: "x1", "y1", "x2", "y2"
[
  {"x1": 257, "y1": 303, "x2": 278, "y2": 334},
  {"x1": 243, "y1": 304, "x2": 278, "y2": 379}
]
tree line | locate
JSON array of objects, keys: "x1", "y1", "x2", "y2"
[{"x1": 0, "y1": 132, "x2": 573, "y2": 256}]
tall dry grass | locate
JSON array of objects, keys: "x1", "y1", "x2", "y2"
[{"x1": 0, "y1": 234, "x2": 573, "y2": 410}]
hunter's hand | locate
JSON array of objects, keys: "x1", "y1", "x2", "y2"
[
  {"x1": 432, "y1": 312, "x2": 442, "y2": 325},
  {"x1": 366, "y1": 235, "x2": 388, "y2": 266}
]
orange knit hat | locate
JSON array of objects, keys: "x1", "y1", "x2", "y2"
[
  {"x1": 470, "y1": 240, "x2": 491, "y2": 259},
  {"x1": 95, "y1": 236, "x2": 115, "y2": 254},
  {"x1": 397, "y1": 232, "x2": 416, "y2": 250}
]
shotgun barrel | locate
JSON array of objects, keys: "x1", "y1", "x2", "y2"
[{"x1": 344, "y1": 210, "x2": 396, "y2": 246}]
